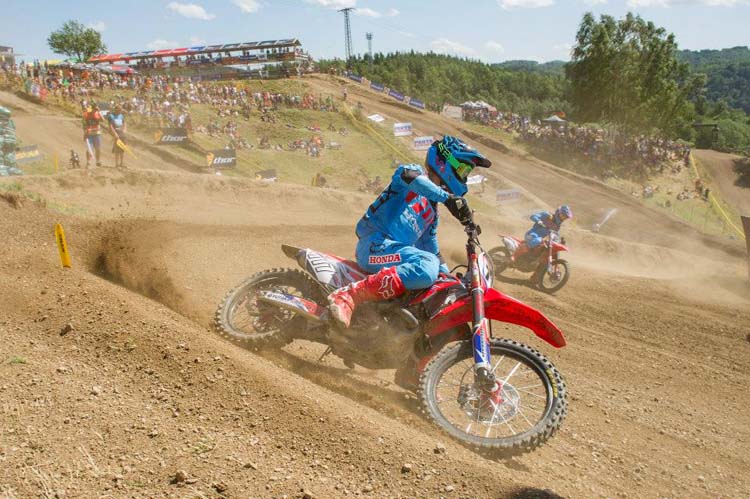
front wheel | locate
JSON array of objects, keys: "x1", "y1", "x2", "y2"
[
  {"x1": 535, "y1": 259, "x2": 570, "y2": 294},
  {"x1": 419, "y1": 339, "x2": 567, "y2": 457}
]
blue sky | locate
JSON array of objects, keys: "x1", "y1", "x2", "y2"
[{"x1": 3, "y1": 0, "x2": 750, "y2": 63}]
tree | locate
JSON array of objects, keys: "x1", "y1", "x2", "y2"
[
  {"x1": 566, "y1": 12, "x2": 705, "y2": 135},
  {"x1": 47, "y1": 20, "x2": 106, "y2": 62}
]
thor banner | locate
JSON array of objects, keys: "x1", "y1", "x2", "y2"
[
  {"x1": 14, "y1": 145, "x2": 43, "y2": 165},
  {"x1": 393, "y1": 122, "x2": 413, "y2": 137},
  {"x1": 370, "y1": 81, "x2": 385, "y2": 92},
  {"x1": 154, "y1": 128, "x2": 189, "y2": 145},
  {"x1": 206, "y1": 149, "x2": 236, "y2": 168}
]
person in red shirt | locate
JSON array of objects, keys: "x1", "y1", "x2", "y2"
[{"x1": 82, "y1": 103, "x2": 103, "y2": 167}]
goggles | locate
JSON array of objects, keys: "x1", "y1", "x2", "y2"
[{"x1": 438, "y1": 142, "x2": 474, "y2": 181}]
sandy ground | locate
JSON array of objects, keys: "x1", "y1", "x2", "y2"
[{"x1": 1, "y1": 87, "x2": 750, "y2": 499}]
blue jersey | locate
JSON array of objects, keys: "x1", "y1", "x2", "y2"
[
  {"x1": 527, "y1": 211, "x2": 561, "y2": 240},
  {"x1": 356, "y1": 164, "x2": 450, "y2": 253}
]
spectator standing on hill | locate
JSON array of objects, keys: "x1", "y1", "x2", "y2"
[
  {"x1": 82, "y1": 103, "x2": 103, "y2": 167},
  {"x1": 108, "y1": 103, "x2": 127, "y2": 168}
]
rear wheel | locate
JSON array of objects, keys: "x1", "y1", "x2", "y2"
[
  {"x1": 535, "y1": 259, "x2": 570, "y2": 294},
  {"x1": 419, "y1": 339, "x2": 566, "y2": 457},
  {"x1": 488, "y1": 246, "x2": 511, "y2": 276},
  {"x1": 214, "y1": 268, "x2": 323, "y2": 349}
]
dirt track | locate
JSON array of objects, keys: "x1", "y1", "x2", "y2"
[
  {"x1": 2, "y1": 87, "x2": 750, "y2": 499},
  {"x1": 693, "y1": 149, "x2": 750, "y2": 217}
]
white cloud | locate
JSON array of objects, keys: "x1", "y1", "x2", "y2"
[
  {"x1": 87, "y1": 21, "x2": 107, "y2": 32},
  {"x1": 167, "y1": 2, "x2": 216, "y2": 20},
  {"x1": 583, "y1": 0, "x2": 607, "y2": 4},
  {"x1": 398, "y1": 30, "x2": 416, "y2": 38},
  {"x1": 233, "y1": 0, "x2": 261, "y2": 13},
  {"x1": 499, "y1": 0, "x2": 555, "y2": 8},
  {"x1": 355, "y1": 7, "x2": 381, "y2": 16},
  {"x1": 553, "y1": 42, "x2": 572, "y2": 53},
  {"x1": 305, "y1": 0, "x2": 357, "y2": 8},
  {"x1": 627, "y1": 0, "x2": 748, "y2": 5},
  {"x1": 353, "y1": 6, "x2": 400, "y2": 17},
  {"x1": 485, "y1": 41, "x2": 505, "y2": 54},
  {"x1": 189, "y1": 36, "x2": 207, "y2": 45},
  {"x1": 147, "y1": 39, "x2": 180, "y2": 50},
  {"x1": 430, "y1": 38, "x2": 476, "y2": 56}
]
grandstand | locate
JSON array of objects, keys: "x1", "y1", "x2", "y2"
[{"x1": 88, "y1": 39, "x2": 311, "y2": 79}]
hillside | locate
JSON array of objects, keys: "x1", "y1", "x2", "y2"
[
  {"x1": 2, "y1": 76, "x2": 750, "y2": 498},
  {"x1": 678, "y1": 46, "x2": 750, "y2": 113}
]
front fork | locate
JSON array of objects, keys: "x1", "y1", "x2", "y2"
[{"x1": 468, "y1": 251, "x2": 498, "y2": 391}]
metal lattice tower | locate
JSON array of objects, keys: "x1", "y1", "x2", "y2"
[
  {"x1": 366, "y1": 32, "x2": 373, "y2": 68},
  {"x1": 339, "y1": 7, "x2": 355, "y2": 62}
]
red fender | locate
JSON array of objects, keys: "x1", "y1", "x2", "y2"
[{"x1": 424, "y1": 288, "x2": 566, "y2": 348}]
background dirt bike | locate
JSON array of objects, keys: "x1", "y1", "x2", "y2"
[
  {"x1": 488, "y1": 231, "x2": 570, "y2": 294},
  {"x1": 214, "y1": 222, "x2": 568, "y2": 457}
]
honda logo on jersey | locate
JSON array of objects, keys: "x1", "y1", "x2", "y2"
[{"x1": 368, "y1": 254, "x2": 402, "y2": 265}]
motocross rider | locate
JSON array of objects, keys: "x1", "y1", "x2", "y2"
[
  {"x1": 327, "y1": 136, "x2": 491, "y2": 328},
  {"x1": 514, "y1": 205, "x2": 572, "y2": 261}
]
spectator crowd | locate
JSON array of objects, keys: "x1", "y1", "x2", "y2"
[{"x1": 464, "y1": 110, "x2": 691, "y2": 177}]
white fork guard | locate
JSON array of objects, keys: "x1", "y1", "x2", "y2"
[{"x1": 503, "y1": 237, "x2": 520, "y2": 254}]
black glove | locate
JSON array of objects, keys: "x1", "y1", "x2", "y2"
[{"x1": 445, "y1": 195, "x2": 472, "y2": 225}]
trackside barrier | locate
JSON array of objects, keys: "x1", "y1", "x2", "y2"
[
  {"x1": 342, "y1": 105, "x2": 412, "y2": 163},
  {"x1": 690, "y1": 153, "x2": 744, "y2": 238},
  {"x1": 742, "y1": 216, "x2": 750, "y2": 281}
]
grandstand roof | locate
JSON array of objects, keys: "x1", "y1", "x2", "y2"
[{"x1": 88, "y1": 39, "x2": 302, "y2": 63}]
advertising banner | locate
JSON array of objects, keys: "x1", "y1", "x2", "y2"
[
  {"x1": 408, "y1": 98, "x2": 426, "y2": 110},
  {"x1": 255, "y1": 168, "x2": 278, "y2": 182},
  {"x1": 441, "y1": 104, "x2": 463, "y2": 121},
  {"x1": 393, "y1": 122, "x2": 413, "y2": 137},
  {"x1": 14, "y1": 145, "x2": 42, "y2": 165},
  {"x1": 347, "y1": 73, "x2": 362, "y2": 83},
  {"x1": 367, "y1": 113, "x2": 385, "y2": 123},
  {"x1": 413, "y1": 136, "x2": 434, "y2": 150},
  {"x1": 467, "y1": 175, "x2": 486, "y2": 186},
  {"x1": 370, "y1": 81, "x2": 384, "y2": 92},
  {"x1": 388, "y1": 89, "x2": 405, "y2": 102},
  {"x1": 496, "y1": 188, "x2": 522, "y2": 205},
  {"x1": 154, "y1": 128, "x2": 189, "y2": 145},
  {"x1": 206, "y1": 149, "x2": 236, "y2": 168}
]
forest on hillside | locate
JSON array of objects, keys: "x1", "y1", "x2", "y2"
[{"x1": 319, "y1": 38, "x2": 750, "y2": 153}]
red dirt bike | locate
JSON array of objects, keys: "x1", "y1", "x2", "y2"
[
  {"x1": 214, "y1": 217, "x2": 567, "y2": 456},
  {"x1": 488, "y1": 231, "x2": 570, "y2": 294}
]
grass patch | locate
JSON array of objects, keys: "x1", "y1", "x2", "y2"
[{"x1": 8, "y1": 356, "x2": 27, "y2": 365}]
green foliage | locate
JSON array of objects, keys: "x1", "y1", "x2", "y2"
[
  {"x1": 677, "y1": 47, "x2": 750, "y2": 114},
  {"x1": 733, "y1": 157, "x2": 750, "y2": 187},
  {"x1": 566, "y1": 12, "x2": 705, "y2": 135},
  {"x1": 47, "y1": 20, "x2": 107, "y2": 62},
  {"x1": 493, "y1": 60, "x2": 566, "y2": 75},
  {"x1": 320, "y1": 52, "x2": 571, "y2": 119}
]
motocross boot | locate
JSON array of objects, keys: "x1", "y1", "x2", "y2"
[
  {"x1": 511, "y1": 243, "x2": 530, "y2": 262},
  {"x1": 327, "y1": 267, "x2": 406, "y2": 328}
]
